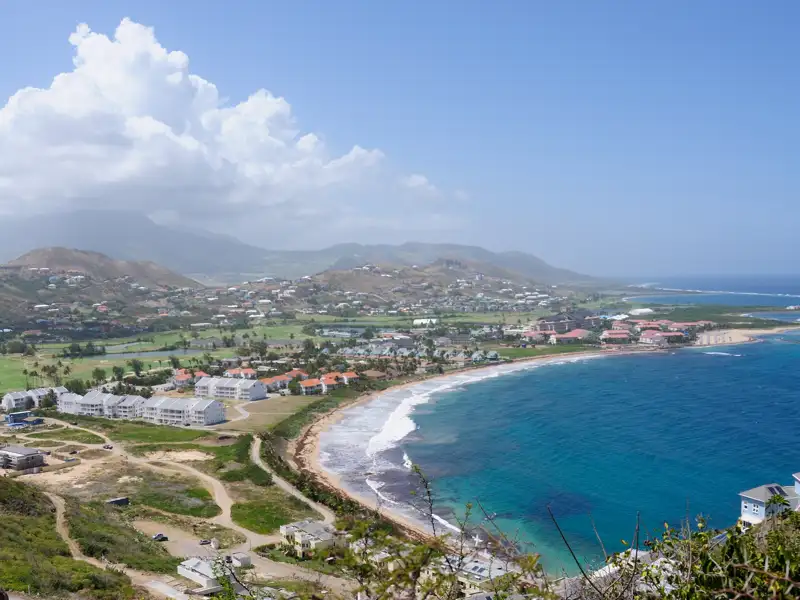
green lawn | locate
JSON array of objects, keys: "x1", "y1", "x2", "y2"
[
  {"x1": 135, "y1": 485, "x2": 220, "y2": 518},
  {"x1": 231, "y1": 491, "x2": 314, "y2": 534},
  {"x1": 49, "y1": 413, "x2": 213, "y2": 443},
  {"x1": 0, "y1": 354, "x2": 133, "y2": 395},
  {"x1": 28, "y1": 428, "x2": 105, "y2": 445}
]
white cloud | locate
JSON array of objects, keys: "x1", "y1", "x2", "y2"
[{"x1": 0, "y1": 18, "x2": 461, "y2": 244}]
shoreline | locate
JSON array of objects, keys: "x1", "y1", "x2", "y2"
[{"x1": 294, "y1": 326, "x2": 800, "y2": 544}]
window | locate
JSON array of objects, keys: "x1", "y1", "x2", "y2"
[
  {"x1": 752, "y1": 505, "x2": 760, "y2": 514},
  {"x1": 743, "y1": 503, "x2": 749, "y2": 510}
]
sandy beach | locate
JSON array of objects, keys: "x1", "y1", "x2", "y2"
[{"x1": 295, "y1": 326, "x2": 800, "y2": 542}]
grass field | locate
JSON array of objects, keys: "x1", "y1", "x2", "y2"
[
  {"x1": 0, "y1": 354, "x2": 132, "y2": 394},
  {"x1": 231, "y1": 490, "x2": 315, "y2": 534},
  {"x1": 60, "y1": 461, "x2": 222, "y2": 518},
  {"x1": 49, "y1": 413, "x2": 214, "y2": 443},
  {"x1": 28, "y1": 428, "x2": 105, "y2": 444},
  {"x1": 217, "y1": 397, "x2": 319, "y2": 433}
]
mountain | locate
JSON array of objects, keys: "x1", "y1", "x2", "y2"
[
  {"x1": 0, "y1": 210, "x2": 270, "y2": 277},
  {"x1": 6, "y1": 248, "x2": 199, "y2": 289},
  {"x1": 0, "y1": 210, "x2": 590, "y2": 283}
]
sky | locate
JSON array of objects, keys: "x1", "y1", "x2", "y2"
[{"x1": 0, "y1": 1, "x2": 797, "y2": 276}]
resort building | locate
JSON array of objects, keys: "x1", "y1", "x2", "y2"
[
  {"x1": 739, "y1": 476, "x2": 800, "y2": 529},
  {"x1": 534, "y1": 313, "x2": 577, "y2": 333},
  {"x1": 600, "y1": 330, "x2": 631, "y2": 344},
  {"x1": 2, "y1": 387, "x2": 68, "y2": 411},
  {"x1": 142, "y1": 396, "x2": 225, "y2": 426},
  {"x1": 279, "y1": 520, "x2": 347, "y2": 558},
  {"x1": 549, "y1": 329, "x2": 591, "y2": 344},
  {"x1": 116, "y1": 395, "x2": 146, "y2": 419},
  {"x1": 195, "y1": 377, "x2": 267, "y2": 401},
  {"x1": 299, "y1": 378, "x2": 324, "y2": 395},
  {"x1": 0, "y1": 445, "x2": 46, "y2": 470}
]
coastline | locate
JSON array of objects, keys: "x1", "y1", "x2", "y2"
[
  {"x1": 294, "y1": 348, "x2": 641, "y2": 542},
  {"x1": 294, "y1": 326, "x2": 800, "y2": 543}
]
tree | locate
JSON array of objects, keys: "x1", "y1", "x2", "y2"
[
  {"x1": 92, "y1": 367, "x2": 107, "y2": 384},
  {"x1": 287, "y1": 378, "x2": 301, "y2": 395},
  {"x1": 168, "y1": 355, "x2": 181, "y2": 369},
  {"x1": 112, "y1": 365, "x2": 125, "y2": 381},
  {"x1": 40, "y1": 389, "x2": 57, "y2": 408},
  {"x1": 23, "y1": 397, "x2": 35, "y2": 411},
  {"x1": 127, "y1": 359, "x2": 144, "y2": 377},
  {"x1": 64, "y1": 378, "x2": 87, "y2": 395}
]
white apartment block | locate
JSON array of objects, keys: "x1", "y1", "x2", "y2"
[
  {"x1": 142, "y1": 396, "x2": 225, "y2": 426},
  {"x1": 2, "y1": 387, "x2": 68, "y2": 411},
  {"x1": 195, "y1": 377, "x2": 267, "y2": 401}
]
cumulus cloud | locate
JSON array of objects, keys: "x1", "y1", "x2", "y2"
[{"x1": 0, "y1": 18, "x2": 460, "y2": 244}]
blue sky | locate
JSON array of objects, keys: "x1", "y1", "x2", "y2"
[{"x1": 0, "y1": 1, "x2": 797, "y2": 276}]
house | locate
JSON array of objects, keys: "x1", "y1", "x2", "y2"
[
  {"x1": 56, "y1": 393, "x2": 83, "y2": 414},
  {"x1": 639, "y1": 330, "x2": 684, "y2": 347},
  {"x1": 261, "y1": 374, "x2": 291, "y2": 392},
  {"x1": 279, "y1": 520, "x2": 347, "y2": 558},
  {"x1": 321, "y1": 373, "x2": 344, "y2": 392},
  {"x1": 285, "y1": 369, "x2": 309, "y2": 381},
  {"x1": 612, "y1": 321, "x2": 633, "y2": 331},
  {"x1": 600, "y1": 330, "x2": 631, "y2": 344},
  {"x1": 341, "y1": 371, "x2": 359, "y2": 384},
  {"x1": 0, "y1": 445, "x2": 45, "y2": 470},
  {"x1": 2, "y1": 392, "x2": 29, "y2": 412},
  {"x1": 739, "y1": 480, "x2": 800, "y2": 529},
  {"x1": 2, "y1": 387, "x2": 67, "y2": 411},
  {"x1": 27, "y1": 387, "x2": 68, "y2": 407},
  {"x1": 223, "y1": 367, "x2": 257, "y2": 379},
  {"x1": 299, "y1": 379, "x2": 324, "y2": 395},
  {"x1": 521, "y1": 331, "x2": 545, "y2": 343},
  {"x1": 549, "y1": 329, "x2": 592, "y2": 344},
  {"x1": 362, "y1": 369, "x2": 388, "y2": 380},
  {"x1": 535, "y1": 313, "x2": 576, "y2": 333},
  {"x1": 173, "y1": 373, "x2": 193, "y2": 388},
  {"x1": 177, "y1": 557, "x2": 225, "y2": 593}
]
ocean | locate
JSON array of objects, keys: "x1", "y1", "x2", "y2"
[
  {"x1": 628, "y1": 274, "x2": 800, "y2": 307},
  {"x1": 318, "y1": 333, "x2": 800, "y2": 576}
]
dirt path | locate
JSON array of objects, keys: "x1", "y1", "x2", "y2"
[
  {"x1": 37, "y1": 417, "x2": 349, "y2": 591},
  {"x1": 44, "y1": 491, "x2": 174, "y2": 598},
  {"x1": 251, "y1": 436, "x2": 335, "y2": 525}
]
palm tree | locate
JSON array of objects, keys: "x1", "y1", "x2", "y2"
[
  {"x1": 22, "y1": 368, "x2": 29, "y2": 389},
  {"x1": 63, "y1": 365, "x2": 72, "y2": 378},
  {"x1": 766, "y1": 493, "x2": 790, "y2": 525}
]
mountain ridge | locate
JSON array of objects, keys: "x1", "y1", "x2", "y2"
[{"x1": 0, "y1": 210, "x2": 591, "y2": 283}]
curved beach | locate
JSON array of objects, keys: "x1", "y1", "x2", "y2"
[
  {"x1": 296, "y1": 350, "x2": 622, "y2": 539},
  {"x1": 295, "y1": 327, "x2": 800, "y2": 542}
]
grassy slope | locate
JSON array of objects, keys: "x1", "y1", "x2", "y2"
[
  {"x1": 28, "y1": 428, "x2": 105, "y2": 444},
  {"x1": 66, "y1": 499, "x2": 181, "y2": 573},
  {"x1": 48, "y1": 412, "x2": 213, "y2": 443},
  {"x1": 0, "y1": 478, "x2": 136, "y2": 599}
]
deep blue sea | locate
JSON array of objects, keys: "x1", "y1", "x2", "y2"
[
  {"x1": 318, "y1": 333, "x2": 800, "y2": 576},
  {"x1": 629, "y1": 275, "x2": 800, "y2": 307}
]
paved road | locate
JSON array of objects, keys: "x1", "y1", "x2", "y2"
[{"x1": 250, "y1": 436, "x2": 335, "y2": 525}]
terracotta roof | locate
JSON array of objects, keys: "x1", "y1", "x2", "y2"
[
  {"x1": 272, "y1": 375, "x2": 291, "y2": 382},
  {"x1": 299, "y1": 378, "x2": 322, "y2": 387},
  {"x1": 342, "y1": 371, "x2": 358, "y2": 378}
]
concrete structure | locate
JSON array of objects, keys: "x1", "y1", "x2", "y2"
[
  {"x1": 0, "y1": 445, "x2": 45, "y2": 470},
  {"x1": 195, "y1": 377, "x2": 267, "y2": 401},
  {"x1": 279, "y1": 520, "x2": 346, "y2": 558}
]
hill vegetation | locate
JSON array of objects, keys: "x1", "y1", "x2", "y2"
[{"x1": 0, "y1": 478, "x2": 137, "y2": 599}]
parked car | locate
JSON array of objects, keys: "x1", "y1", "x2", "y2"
[
  {"x1": 199, "y1": 539, "x2": 211, "y2": 546},
  {"x1": 102, "y1": 444, "x2": 113, "y2": 450},
  {"x1": 68, "y1": 450, "x2": 78, "y2": 455},
  {"x1": 152, "y1": 533, "x2": 168, "y2": 542}
]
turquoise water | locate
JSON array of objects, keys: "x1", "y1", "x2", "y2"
[
  {"x1": 399, "y1": 335, "x2": 800, "y2": 574},
  {"x1": 627, "y1": 275, "x2": 800, "y2": 306}
]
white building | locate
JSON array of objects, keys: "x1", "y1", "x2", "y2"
[
  {"x1": 739, "y1": 476, "x2": 800, "y2": 528},
  {"x1": 3, "y1": 387, "x2": 68, "y2": 411},
  {"x1": 177, "y1": 558, "x2": 223, "y2": 593},
  {"x1": 142, "y1": 396, "x2": 225, "y2": 426},
  {"x1": 116, "y1": 395, "x2": 145, "y2": 419},
  {"x1": 279, "y1": 520, "x2": 347, "y2": 558},
  {"x1": 56, "y1": 393, "x2": 83, "y2": 414},
  {"x1": 195, "y1": 377, "x2": 266, "y2": 401}
]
